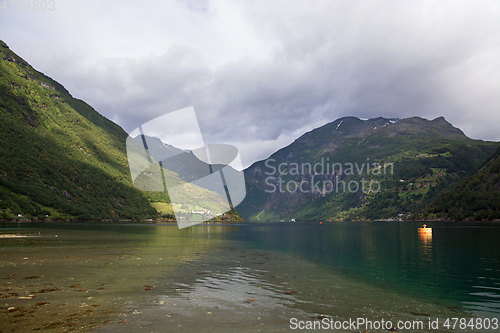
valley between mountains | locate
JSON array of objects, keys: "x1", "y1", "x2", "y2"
[{"x1": 1, "y1": 40, "x2": 499, "y2": 223}]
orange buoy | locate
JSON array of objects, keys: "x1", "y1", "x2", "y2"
[{"x1": 319, "y1": 222, "x2": 322, "y2": 224}]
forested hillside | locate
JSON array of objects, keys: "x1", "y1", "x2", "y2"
[
  {"x1": 0, "y1": 40, "x2": 156, "y2": 220},
  {"x1": 423, "y1": 145, "x2": 500, "y2": 221}
]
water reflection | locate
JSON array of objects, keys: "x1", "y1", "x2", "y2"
[
  {"x1": 167, "y1": 266, "x2": 296, "y2": 310},
  {"x1": 3, "y1": 221, "x2": 500, "y2": 318},
  {"x1": 418, "y1": 227, "x2": 433, "y2": 258},
  {"x1": 222, "y1": 222, "x2": 500, "y2": 316}
]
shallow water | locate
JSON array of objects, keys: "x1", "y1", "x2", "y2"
[{"x1": 0, "y1": 221, "x2": 499, "y2": 332}]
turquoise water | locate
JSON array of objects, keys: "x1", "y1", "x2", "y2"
[
  {"x1": 1, "y1": 221, "x2": 499, "y2": 332},
  {"x1": 225, "y1": 221, "x2": 500, "y2": 315}
]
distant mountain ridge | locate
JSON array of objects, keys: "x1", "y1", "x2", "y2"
[
  {"x1": 239, "y1": 115, "x2": 498, "y2": 221},
  {"x1": 129, "y1": 134, "x2": 245, "y2": 221}
]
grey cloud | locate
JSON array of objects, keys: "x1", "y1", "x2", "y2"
[{"x1": 2, "y1": 0, "x2": 499, "y2": 167}]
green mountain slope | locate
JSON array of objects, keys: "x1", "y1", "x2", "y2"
[
  {"x1": 422, "y1": 145, "x2": 500, "y2": 221},
  {"x1": 239, "y1": 116, "x2": 499, "y2": 221},
  {"x1": 128, "y1": 135, "x2": 244, "y2": 222},
  {"x1": 0, "y1": 40, "x2": 157, "y2": 220}
]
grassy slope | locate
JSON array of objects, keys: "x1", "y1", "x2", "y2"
[{"x1": 0, "y1": 40, "x2": 157, "y2": 220}]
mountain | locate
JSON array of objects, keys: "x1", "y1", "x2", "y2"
[
  {"x1": 0, "y1": 40, "x2": 158, "y2": 220},
  {"x1": 0, "y1": 40, "x2": 244, "y2": 222},
  {"x1": 128, "y1": 134, "x2": 245, "y2": 222},
  {"x1": 2, "y1": 40, "x2": 496, "y2": 222},
  {"x1": 422, "y1": 145, "x2": 500, "y2": 221},
  {"x1": 239, "y1": 116, "x2": 499, "y2": 221}
]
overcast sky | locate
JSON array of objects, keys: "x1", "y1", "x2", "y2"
[{"x1": 2, "y1": 0, "x2": 499, "y2": 168}]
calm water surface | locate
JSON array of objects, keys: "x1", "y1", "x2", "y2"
[
  {"x1": 1, "y1": 221, "x2": 499, "y2": 332},
  {"x1": 229, "y1": 222, "x2": 500, "y2": 314}
]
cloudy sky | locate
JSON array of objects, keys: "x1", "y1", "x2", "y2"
[{"x1": 2, "y1": 0, "x2": 499, "y2": 167}]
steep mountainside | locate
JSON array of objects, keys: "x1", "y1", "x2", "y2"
[
  {"x1": 423, "y1": 145, "x2": 500, "y2": 221},
  {"x1": 0, "y1": 40, "x2": 156, "y2": 220},
  {"x1": 239, "y1": 116, "x2": 498, "y2": 221},
  {"x1": 129, "y1": 135, "x2": 244, "y2": 221}
]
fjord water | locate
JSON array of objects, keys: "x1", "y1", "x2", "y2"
[
  {"x1": 235, "y1": 222, "x2": 500, "y2": 315},
  {"x1": 1, "y1": 222, "x2": 499, "y2": 332}
]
